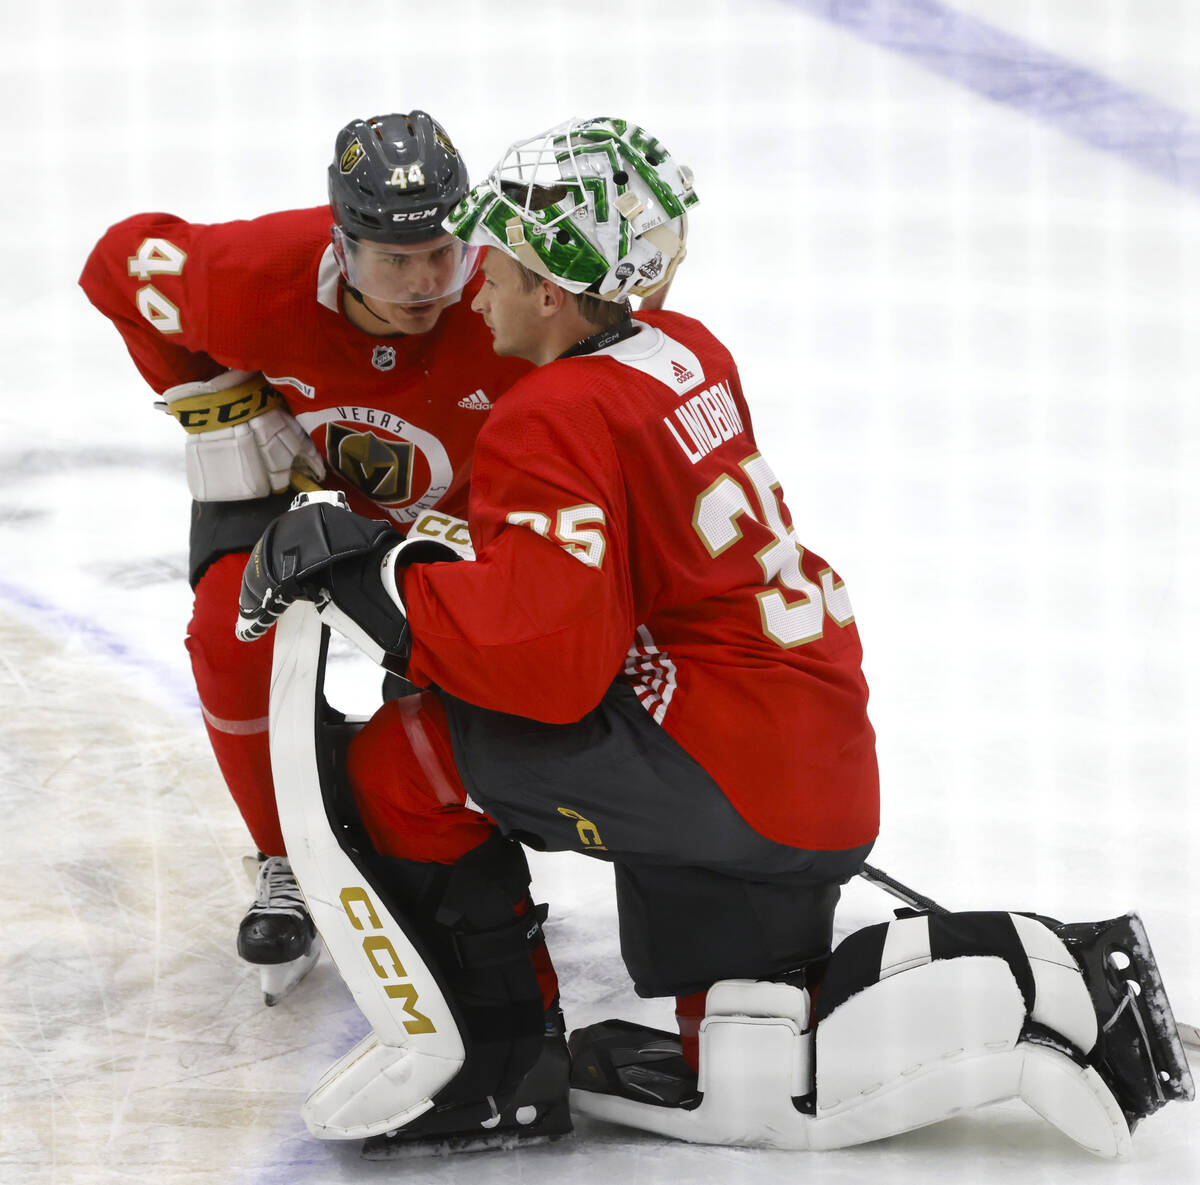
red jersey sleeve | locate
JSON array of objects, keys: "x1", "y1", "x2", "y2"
[
  {"x1": 79, "y1": 207, "x2": 331, "y2": 393},
  {"x1": 79, "y1": 212, "x2": 224, "y2": 391},
  {"x1": 402, "y1": 385, "x2": 635, "y2": 723}
]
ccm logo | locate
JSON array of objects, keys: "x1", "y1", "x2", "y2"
[
  {"x1": 414, "y1": 512, "x2": 472, "y2": 549},
  {"x1": 340, "y1": 885, "x2": 437, "y2": 1034},
  {"x1": 392, "y1": 208, "x2": 439, "y2": 222}
]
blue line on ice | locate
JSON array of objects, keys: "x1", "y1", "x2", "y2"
[
  {"x1": 789, "y1": 0, "x2": 1200, "y2": 194},
  {"x1": 0, "y1": 578, "x2": 198, "y2": 712}
]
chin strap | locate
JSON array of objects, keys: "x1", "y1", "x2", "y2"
[{"x1": 345, "y1": 284, "x2": 407, "y2": 334}]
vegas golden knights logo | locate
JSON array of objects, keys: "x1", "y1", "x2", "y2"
[
  {"x1": 339, "y1": 138, "x2": 365, "y2": 174},
  {"x1": 328, "y1": 425, "x2": 414, "y2": 503}
]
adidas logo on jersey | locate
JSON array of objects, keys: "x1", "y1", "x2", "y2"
[
  {"x1": 672, "y1": 360, "x2": 695, "y2": 384},
  {"x1": 458, "y1": 389, "x2": 493, "y2": 410}
]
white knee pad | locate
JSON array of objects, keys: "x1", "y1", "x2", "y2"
[{"x1": 572, "y1": 978, "x2": 817, "y2": 1147}]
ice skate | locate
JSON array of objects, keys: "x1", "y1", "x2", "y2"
[
  {"x1": 1053, "y1": 911, "x2": 1195, "y2": 1127},
  {"x1": 238, "y1": 853, "x2": 321, "y2": 1005},
  {"x1": 360, "y1": 1012, "x2": 573, "y2": 1158}
]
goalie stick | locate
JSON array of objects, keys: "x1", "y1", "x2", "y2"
[{"x1": 858, "y1": 862, "x2": 1200, "y2": 1051}]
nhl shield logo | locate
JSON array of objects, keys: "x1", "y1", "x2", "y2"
[{"x1": 371, "y1": 345, "x2": 397, "y2": 372}]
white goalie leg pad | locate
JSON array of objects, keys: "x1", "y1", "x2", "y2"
[
  {"x1": 574, "y1": 914, "x2": 1132, "y2": 1157},
  {"x1": 1018, "y1": 1044, "x2": 1132, "y2": 1158},
  {"x1": 812, "y1": 955, "x2": 1025, "y2": 1148},
  {"x1": 1008, "y1": 912, "x2": 1098, "y2": 1051},
  {"x1": 811, "y1": 950, "x2": 1130, "y2": 1158},
  {"x1": 695, "y1": 980, "x2": 814, "y2": 1146},
  {"x1": 571, "y1": 979, "x2": 817, "y2": 1148},
  {"x1": 302, "y1": 1031, "x2": 455, "y2": 1141},
  {"x1": 269, "y1": 601, "x2": 465, "y2": 1139}
]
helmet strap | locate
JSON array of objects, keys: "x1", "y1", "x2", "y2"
[{"x1": 344, "y1": 284, "x2": 406, "y2": 335}]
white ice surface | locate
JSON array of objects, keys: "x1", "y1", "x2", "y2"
[{"x1": 1, "y1": 1, "x2": 1197, "y2": 1181}]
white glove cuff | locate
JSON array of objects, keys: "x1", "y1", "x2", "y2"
[{"x1": 378, "y1": 544, "x2": 408, "y2": 616}]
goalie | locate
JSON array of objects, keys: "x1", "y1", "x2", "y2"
[{"x1": 237, "y1": 118, "x2": 1193, "y2": 1157}]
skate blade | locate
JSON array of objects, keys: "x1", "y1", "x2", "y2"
[
  {"x1": 1123, "y1": 914, "x2": 1195, "y2": 1101},
  {"x1": 361, "y1": 1128, "x2": 571, "y2": 1159},
  {"x1": 259, "y1": 938, "x2": 323, "y2": 1006}
]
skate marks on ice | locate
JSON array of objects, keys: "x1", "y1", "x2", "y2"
[
  {"x1": 1, "y1": 626, "x2": 1197, "y2": 1184},
  {"x1": 0, "y1": 610, "x2": 355, "y2": 1185},
  {"x1": 0, "y1": 443, "x2": 191, "y2": 593}
]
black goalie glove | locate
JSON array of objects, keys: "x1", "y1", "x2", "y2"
[
  {"x1": 236, "y1": 491, "x2": 401, "y2": 644},
  {"x1": 236, "y1": 491, "x2": 461, "y2": 673}
]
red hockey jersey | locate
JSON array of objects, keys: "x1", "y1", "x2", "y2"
[
  {"x1": 402, "y1": 311, "x2": 879, "y2": 850},
  {"x1": 79, "y1": 207, "x2": 531, "y2": 523}
]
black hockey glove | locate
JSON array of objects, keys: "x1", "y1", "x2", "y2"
[
  {"x1": 321, "y1": 531, "x2": 464, "y2": 672},
  {"x1": 237, "y1": 491, "x2": 461, "y2": 674},
  {"x1": 236, "y1": 492, "x2": 401, "y2": 641}
]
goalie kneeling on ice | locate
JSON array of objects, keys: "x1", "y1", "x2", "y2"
[{"x1": 569, "y1": 910, "x2": 1194, "y2": 1157}]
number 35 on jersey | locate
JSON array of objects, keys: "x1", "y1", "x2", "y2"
[
  {"x1": 507, "y1": 450, "x2": 853, "y2": 652},
  {"x1": 694, "y1": 451, "x2": 853, "y2": 648}
]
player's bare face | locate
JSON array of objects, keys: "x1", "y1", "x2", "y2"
[{"x1": 472, "y1": 253, "x2": 545, "y2": 363}]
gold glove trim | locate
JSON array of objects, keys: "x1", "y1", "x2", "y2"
[{"x1": 166, "y1": 374, "x2": 284, "y2": 434}]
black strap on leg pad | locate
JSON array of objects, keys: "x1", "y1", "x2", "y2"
[
  {"x1": 372, "y1": 832, "x2": 547, "y2": 1109},
  {"x1": 816, "y1": 911, "x2": 1037, "y2": 1024}
]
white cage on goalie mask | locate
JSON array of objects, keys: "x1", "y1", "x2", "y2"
[{"x1": 446, "y1": 117, "x2": 698, "y2": 301}]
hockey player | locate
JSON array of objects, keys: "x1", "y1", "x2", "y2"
[
  {"x1": 78, "y1": 112, "x2": 533, "y2": 1004},
  {"x1": 236, "y1": 118, "x2": 1192, "y2": 1157}
]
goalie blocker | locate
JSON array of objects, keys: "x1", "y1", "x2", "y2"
[{"x1": 569, "y1": 908, "x2": 1194, "y2": 1158}]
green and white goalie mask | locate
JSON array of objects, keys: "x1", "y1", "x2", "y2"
[{"x1": 445, "y1": 117, "x2": 698, "y2": 301}]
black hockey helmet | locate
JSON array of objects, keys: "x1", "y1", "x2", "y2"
[{"x1": 329, "y1": 111, "x2": 469, "y2": 245}]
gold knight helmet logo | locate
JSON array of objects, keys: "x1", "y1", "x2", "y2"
[{"x1": 340, "y1": 138, "x2": 365, "y2": 174}]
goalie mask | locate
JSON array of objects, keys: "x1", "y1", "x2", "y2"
[
  {"x1": 445, "y1": 117, "x2": 698, "y2": 301},
  {"x1": 329, "y1": 112, "x2": 482, "y2": 303}
]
